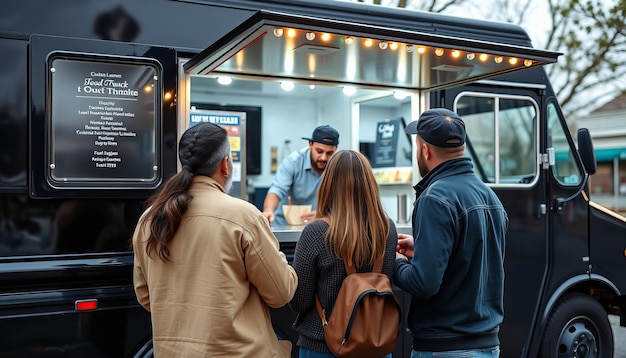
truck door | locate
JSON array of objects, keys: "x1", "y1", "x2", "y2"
[{"x1": 435, "y1": 80, "x2": 549, "y2": 356}]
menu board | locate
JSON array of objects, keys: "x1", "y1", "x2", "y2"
[
  {"x1": 48, "y1": 56, "x2": 161, "y2": 184},
  {"x1": 372, "y1": 118, "x2": 401, "y2": 168}
]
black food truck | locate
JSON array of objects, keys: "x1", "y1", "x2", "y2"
[{"x1": 1, "y1": 0, "x2": 625, "y2": 357}]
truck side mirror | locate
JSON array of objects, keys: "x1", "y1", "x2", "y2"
[{"x1": 577, "y1": 128, "x2": 596, "y2": 175}]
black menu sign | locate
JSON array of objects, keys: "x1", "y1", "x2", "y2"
[
  {"x1": 49, "y1": 57, "x2": 160, "y2": 185},
  {"x1": 372, "y1": 118, "x2": 401, "y2": 168}
]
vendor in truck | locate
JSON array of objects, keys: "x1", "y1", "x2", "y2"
[{"x1": 262, "y1": 125, "x2": 339, "y2": 226}]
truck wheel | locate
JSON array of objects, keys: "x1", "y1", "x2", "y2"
[
  {"x1": 133, "y1": 340, "x2": 153, "y2": 358},
  {"x1": 539, "y1": 292, "x2": 614, "y2": 358}
]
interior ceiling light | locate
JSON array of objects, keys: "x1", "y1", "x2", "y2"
[
  {"x1": 344, "y1": 36, "x2": 354, "y2": 45},
  {"x1": 306, "y1": 32, "x2": 316, "y2": 41},
  {"x1": 342, "y1": 86, "x2": 357, "y2": 96},
  {"x1": 273, "y1": 27, "x2": 284, "y2": 37},
  {"x1": 217, "y1": 76, "x2": 232, "y2": 85},
  {"x1": 379, "y1": 41, "x2": 388, "y2": 50},
  {"x1": 393, "y1": 91, "x2": 409, "y2": 100},
  {"x1": 280, "y1": 81, "x2": 295, "y2": 91}
]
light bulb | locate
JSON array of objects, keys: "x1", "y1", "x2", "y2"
[
  {"x1": 273, "y1": 28, "x2": 283, "y2": 37},
  {"x1": 524, "y1": 59, "x2": 533, "y2": 67},
  {"x1": 479, "y1": 53, "x2": 489, "y2": 62},
  {"x1": 306, "y1": 32, "x2": 316, "y2": 41},
  {"x1": 416, "y1": 46, "x2": 426, "y2": 54},
  {"x1": 343, "y1": 86, "x2": 356, "y2": 96},
  {"x1": 466, "y1": 53, "x2": 475, "y2": 60},
  {"x1": 379, "y1": 41, "x2": 388, "y2": 50},
  {"x1": 321, "y1": 33, "x2": 331, "y2": 41},
  {"x1": 364, "y1": 39, "x2": 374, "y2": 47},
  {"x1": 280, "y1": 81, "x2": 295, "y2": 91},
  {"x1": 509, "y1": 57, "x2": 519, "y2": 65},
  {"x1": 494, "y1": 56, "x2": 503, "y2": 64},
  {"x1": 287, "y1": 29, "x2": 296, "y2": 38},
  {"x1": 435, "y1": 48, "x2": 444, "y2": 56},
  {"x1": 393, "y1": 91, "x2": 409, "y2": 100},
  {"x1": 217, "y1": 76, "x2": 232, "y2": 85},
  {"x1": 451, "y1": 50, "x2": 461, "y2": 58},
  {"x1": 344, "y1": 36, "x2": 354, "y2": 45},
  {"x1": 389, "y1": 42, "x2": 398, "y2": 50}
]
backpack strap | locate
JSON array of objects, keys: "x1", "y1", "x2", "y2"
[{"x1": 315, "y1": 294, "x2": 328, "y2": 326}]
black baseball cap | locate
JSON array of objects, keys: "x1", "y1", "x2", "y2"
[
  {"x1": 302, "y1": 125, "x2": 339, "y2": 146},
  {"x1": 405, "y1": 108, "x2": 466, "y2": 148}
]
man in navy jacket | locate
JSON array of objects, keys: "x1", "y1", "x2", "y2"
[{"x1": 394, "y1": 108, "x2": 508, "y2": 358}]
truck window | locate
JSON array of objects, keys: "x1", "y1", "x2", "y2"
[
  {"x1": 455, "y1": 93, "x2": 538, "y2": 185},
  {"x1": 547, "y1": 101, "x2": 582, "y2": 186}
]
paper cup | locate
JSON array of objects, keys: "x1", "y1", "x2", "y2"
[{"x1": 282, "y1": 205, "x2": 312, "y2": 225}]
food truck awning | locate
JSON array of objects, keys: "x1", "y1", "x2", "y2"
[{"x1": 184, "y1": 10, "x2": 561, "y2": 91}]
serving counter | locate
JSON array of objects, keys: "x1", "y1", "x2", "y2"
[{"x1": 272, "y1": 223, "x2": 413, "y2": 263}]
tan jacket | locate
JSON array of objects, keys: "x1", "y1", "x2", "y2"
[{"x1": 133, "y1": 176, "x2": 298, "y2": 357}]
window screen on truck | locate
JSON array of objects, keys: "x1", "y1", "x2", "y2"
[{"x1": 455, "y1": 93, "x2": 539, "y2": 185}]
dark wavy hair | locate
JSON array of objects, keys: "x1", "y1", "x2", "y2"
[{"x1": 139, "y1": 122, "x2": 229, "y2": 261}]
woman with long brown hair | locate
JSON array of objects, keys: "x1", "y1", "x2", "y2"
[
  {"x1": 289, "y1": 149, "x2": 398, "y2": 358},
  {"x1": 132, "y1": 122, "x2": 297, "y2": 357}
]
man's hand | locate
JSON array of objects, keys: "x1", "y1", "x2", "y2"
[
  {"x1": 301, "y1": 210, "x2": 316, "y2": 223},
  {"x1": 396, "y1": 233, "x2": 414, "y2": 259},
  {"x1": 262, "y1": 211, "x2": 275, "y2": 223}
]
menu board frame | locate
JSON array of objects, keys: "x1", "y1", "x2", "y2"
[{"x1": 44, "y1": 51, "x2": 163, "y2": 190}]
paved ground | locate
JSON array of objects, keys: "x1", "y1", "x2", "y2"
[{"x1": 611, "y1": 314, "x2": 626, "y2": 358}]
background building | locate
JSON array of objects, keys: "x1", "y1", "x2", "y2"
[{"x1": 577, "y1": 93, "x2": 626, "y2": 214}]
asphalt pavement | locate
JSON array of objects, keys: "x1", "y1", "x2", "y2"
[{"x1": 611, "y1": 315, "x2": 626, "y2": 358}]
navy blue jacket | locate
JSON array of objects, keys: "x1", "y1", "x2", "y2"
[{"x1": 394, "y1": 157, "x2": 508, "y2": 351}]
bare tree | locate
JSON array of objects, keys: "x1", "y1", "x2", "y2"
[
  {"x1": 350, "y1": 0, "x2": 468, "y2": 12},
  {"x1": 345, "y1": 0, "x2": 626, "y2": 119}
]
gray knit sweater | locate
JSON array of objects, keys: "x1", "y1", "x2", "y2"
[{"x1": 288, "y1": 218, "x2": 398, "y2": 354}]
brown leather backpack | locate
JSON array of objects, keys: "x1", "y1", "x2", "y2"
[{"x1": 315, "y1": 253, "x2": 401, "y2": 358}]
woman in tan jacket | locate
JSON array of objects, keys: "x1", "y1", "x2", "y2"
[{"x1": 132, "y1": 122, "x2": 298, "y2": 357}]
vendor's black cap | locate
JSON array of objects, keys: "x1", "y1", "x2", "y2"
[
  {"x1": 302, "y1": 125, "x2": 339, "y2": 146},
  {"x1": 405, "y1": 108, "x2": 466, "y2": 148}
]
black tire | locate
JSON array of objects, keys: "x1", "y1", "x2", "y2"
[
  {"x1": 539, "y1": 292, "x2": 614, "y2": 358},
  {"x1": 132, "y1": 340, "x2": 153, "y2": 358}
]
